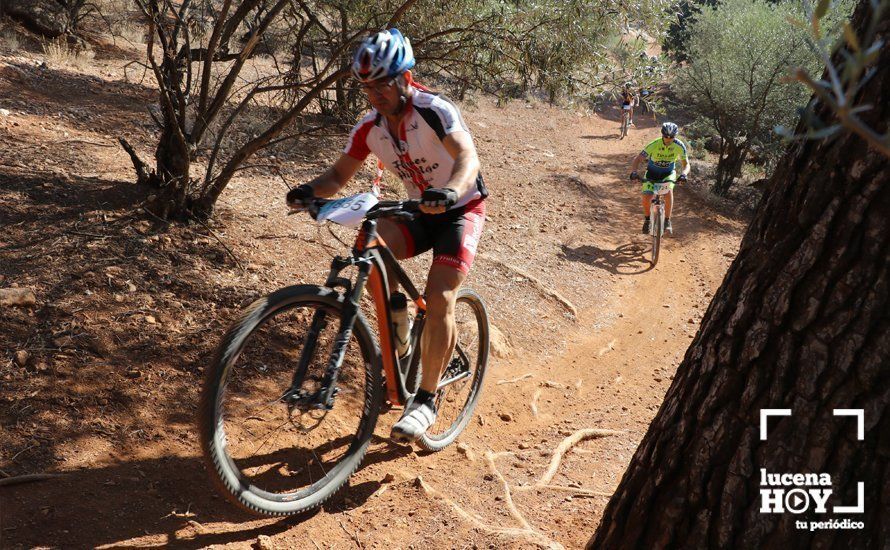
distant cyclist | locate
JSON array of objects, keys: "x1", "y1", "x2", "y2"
[
  {"x1": 629, "y1": 122, "x2": 689, "y2": 234},
  {"x1": 620, "y1": 82, "x2": 636, "y2": 127}
]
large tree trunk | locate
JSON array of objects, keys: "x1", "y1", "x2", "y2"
[{"x1": 589, "y1": 2, "x2": 889, "y2": 548}]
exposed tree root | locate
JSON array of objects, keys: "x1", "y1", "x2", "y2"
[
  {"x1": 531, "y1": 388, "x2": 542, "y2": 417},
  {"x1": 415, "y1": 428, "x2": 621, "y2": 548},
  {"x1": 478, "y1": 254, "x2": 578, "y2": 319},
  {"x1": 417, "y1": 475, "x2": 562, "y2": 549},
  {"x1": 0, "y1": 473, "x2": 63, "y2": 487},
  {"x1": 538, "y1": 428, "x2": 622, "y2": 486},
  {"x1": 497, "y1": 373, "x2": 534, "y2": 385}
]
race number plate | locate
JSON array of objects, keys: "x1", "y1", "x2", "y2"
[
  {"x1": 316, "y1": 192, "x2": 379, "y2": 227},
  {"x1": 651, "y1": 182, "x2": 672, "y2": 195}
]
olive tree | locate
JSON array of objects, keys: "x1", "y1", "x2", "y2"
[{"x1": 674, "y1": 0, "x2": 846, "y2": 195}]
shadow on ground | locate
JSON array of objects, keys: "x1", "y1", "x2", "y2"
[
  {"x1": 1, "y1": 437, "x2": 411, "y2": 549},
  {"x1": 547, "y1": 150, "x2": 749, "y2": 275}
]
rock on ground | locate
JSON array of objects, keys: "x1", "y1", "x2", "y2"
[{"x1": 0, "y1": 288, "x2": 37, "y2": 308}]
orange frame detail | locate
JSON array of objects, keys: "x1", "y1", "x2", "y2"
[
  {"x1": 354, "y1": 231, "x2": 429, "y2": 407},
  {"x1": 366, "y1": 263, "x2": 402, "y2": 405}
]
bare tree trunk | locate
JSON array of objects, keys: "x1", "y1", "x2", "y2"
[
  {"x1": 334, "y1": 6, "x2": 349, "y2": 117},
  {"x1": 194, "y1": 69, "x2": 347, "y2": 218},
  {"x1": 152, "y1": 126, "x2": 192, "y2": 219},
  {"x1": 713, "y1": 139, "x2": 748, "y2": 195},
  {"x1": 589, "y1": 2, "x2": 889, "y2": 547}
]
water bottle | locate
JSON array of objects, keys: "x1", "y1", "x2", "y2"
[{"x1": 390, "y1": 292, "x2": 412, "y2": 357}]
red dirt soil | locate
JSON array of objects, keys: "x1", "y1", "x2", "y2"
[{"x1": 0, "y1": 42, "x2": 747, "y2": 549}]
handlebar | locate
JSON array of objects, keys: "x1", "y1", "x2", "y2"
[{"x1": 298, "y1": 198, "x2": 421, "y2": 221}]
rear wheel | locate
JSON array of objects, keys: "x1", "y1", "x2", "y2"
[
  {"x1": 199, "y1": 285, "x2": 383, "y2": 516},
  {"x1": 418, "y1": 288, "x2": 490, "y2": 452}
]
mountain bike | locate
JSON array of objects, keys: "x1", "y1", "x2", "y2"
[
  {"x1": 645, "y1": 180, "x2": 671, "y2": 266},
  {"x1": 199, "y1": 193, "x2": 490, "y2": 516}
]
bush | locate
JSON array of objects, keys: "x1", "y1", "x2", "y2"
[{"x1": 675, "y1": 0, "x2": 852, "y2": 195}]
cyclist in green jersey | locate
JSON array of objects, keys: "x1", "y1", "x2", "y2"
[{"x1": 629, "y1": 122, "x2": 689, "y2": 234}]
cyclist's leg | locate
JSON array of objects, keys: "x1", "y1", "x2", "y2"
[
  {"x1": 420, "y1": 264, "x2": 466, "y2": 393},
  {"x1": 421, "y1": 200, "x2": 485, "y2": 393},
  {"x1": 377, "y1": 218, "x2": 431, "y2": 291},
  {"x1": 376, "y1": 219, "x2": 411, "y2": 260},
  {"x1": 662, "y1": 172, "x2": 678, "y2": 219},
  {"x1": 641, "y1": 178, "x2": 655, "y2": 217}
]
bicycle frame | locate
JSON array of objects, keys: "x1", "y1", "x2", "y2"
[
  {"x1": 649, "y1": 193, "x2": 666, "y2": 235},
  {"x1": 642, "y1": 178, "x2": 671, "y2": 227},
  {"x1": 286, "y1": 216, "x2": 427, "y2": 412},
  {"x1": 355, "y1": 219, "x2": 427, "y2": 406}
]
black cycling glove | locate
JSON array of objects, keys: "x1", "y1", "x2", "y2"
[
  {"x1": 677, "y1": 174, "x2": 688, "y2": 183},
  {"x1": 629, "y1": 171, "x2": 640, "y2": 181},
  {"x1": 286, "y1": 184, "x2": 315, "y2": 207},
  {"x1": 421, "y1": 187, "x2": 458, "y2": 209}
]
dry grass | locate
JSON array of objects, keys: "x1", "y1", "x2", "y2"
[
  {"x1": 41, "y1": 38, "x2": 95, "y2": 68},
  {"x1": 0, "y1": 27, "x2": 22, "y2": 52}
]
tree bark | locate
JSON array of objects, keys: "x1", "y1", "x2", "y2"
[
  {"x1": 713, "y1": 140, "x2": 748, "y2": 196},
  {"x1": 589, "y1": 2, "x2": 889, "y2": 548},
  {"x1": 152, "y1": 125, "x2": 192, "y2": 220}
]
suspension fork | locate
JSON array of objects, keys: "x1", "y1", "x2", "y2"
[
  {"x1": 315, "y1": 218, "x2": 387, "y2": 408},
  {"x1": 282, "y1": 254, "x2": 354, "y2": 404},
  {"x1": 316, "y1": 257, "x2": 372, "y2": 408}
]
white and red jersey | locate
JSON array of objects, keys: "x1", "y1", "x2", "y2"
[{"x1": 343, "y1": 89, "x2": 488, "y2": 210}]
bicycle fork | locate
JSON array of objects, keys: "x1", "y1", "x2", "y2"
[
  {"x1": 282, "y1": 256, "x2": 371, "y2": 411},
  {"x1": 649, "y1": 197, "x2": 664, "y2": 237}
]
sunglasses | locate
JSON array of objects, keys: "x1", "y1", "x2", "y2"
[{"x1": 360, "y1": 78, "x2": 397, "y2": 94}]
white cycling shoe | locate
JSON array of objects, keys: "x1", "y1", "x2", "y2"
[{"x1": 390, "y1": 400, "x2": 437, "y2": 443}]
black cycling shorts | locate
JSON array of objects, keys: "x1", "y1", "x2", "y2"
[{"x1": 392, "y1": 198, "x2": 486, "y2": 274}]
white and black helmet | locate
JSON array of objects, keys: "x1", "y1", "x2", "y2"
[
  {"x1": 661, "y1": 122, "x2": 679, "y2": 138},
  {"x1": 351, "y1": 28, "x2": 415, "y2": 83}
]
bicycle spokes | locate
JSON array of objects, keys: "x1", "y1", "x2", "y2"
[
  {"x1": 427, "y1": 296, "x2": 482, "y2": 435},
  {"x1": 215, "y1": 302, "x2": 370, "y2": 496}
]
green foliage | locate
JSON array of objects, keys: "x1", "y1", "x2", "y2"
[
  {"x1": 675, "y1": 0, "x2": 852, "y2": 193},
  {"x1": 662, "y1": 0, "x2": 718, "y2": 61},
  {"x1": 293, "y1": 0, "x2": 670, "y2": 110},
  {"x1": 131, "y1": 0, "x2": 682, "y2": 219},
  {"x1": 783, "y1": 0, "x2": 889, "y2": 156}
]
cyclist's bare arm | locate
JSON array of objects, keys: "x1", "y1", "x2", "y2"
[
  {"x1": 630, "y1": 152, "x2": 647, "y2": 174},
  {"x1": 304, "y1": 154, "x2": 365, "y2": 198},
  {"x1": 679, "y1": 158, "x2": 690, "y2": 177},
  {"x1": 441, "y1": 131, "x2": 481, "y2": 197},
  {"x1": 417, "y1": 130, "x2": 480, "y2": 215}
]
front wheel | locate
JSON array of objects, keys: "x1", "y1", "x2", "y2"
[
  {"x1": 418, "y1": 288, "x2": 490, "y2": 452},
  {"x1": 199, "y1": 285, "x2": 383, "y2": 516},
  {"x1": 651, "y1": 206, "x2": 663, "y2": 266}
]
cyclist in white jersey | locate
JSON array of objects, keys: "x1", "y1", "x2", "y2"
[{"x1": 286, "y1": 29, "x2": 488, "y2": 442}]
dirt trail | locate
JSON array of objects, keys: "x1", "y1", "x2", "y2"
[{"x1": 1, "y1": 49, "x2": 747, "y2": 549}]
